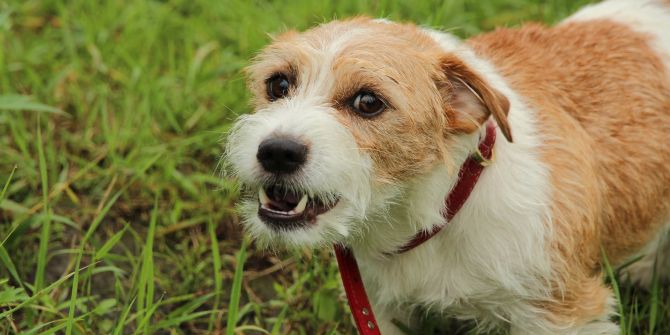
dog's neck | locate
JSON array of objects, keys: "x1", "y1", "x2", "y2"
[{"x1": 349, "y1": 127, "x2": 484, "y2": 259}]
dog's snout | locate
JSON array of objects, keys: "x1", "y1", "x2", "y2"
[{"x1": 256, "y1": 137, "x2": 308, "y2": 174}]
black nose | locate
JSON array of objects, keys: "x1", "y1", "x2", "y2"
[{"x1": 256, "y1": 137, "x2": 308, "y2": 174}]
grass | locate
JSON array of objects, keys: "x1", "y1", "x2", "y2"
[{"x1": 0, "y1": 0, "x2": 668, "y2": 333}]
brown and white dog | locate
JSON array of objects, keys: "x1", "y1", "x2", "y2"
[{"x1": 226, "y1": 0, "x2": 670, "y2": 333}]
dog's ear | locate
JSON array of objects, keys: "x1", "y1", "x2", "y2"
[{"x1": 438, "y1": 55, "x2": 513, "y2": 142}]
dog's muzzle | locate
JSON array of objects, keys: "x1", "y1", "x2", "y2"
[{"x1": 255, "y1": 136, "x2": 340, "y2": 230}]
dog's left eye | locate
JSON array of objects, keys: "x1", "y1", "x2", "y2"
[
  {"x1": 351, "y1": 91, "x2": 386, "y2": 117},
  {"x1": 266, "y1": 74, "x2": 291, "y2": 101}
]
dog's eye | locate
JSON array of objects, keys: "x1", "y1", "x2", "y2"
[
  {"x1": 266, "y1": 74, "x2": 291, "y2": 101},
  {"x1": 351, "y1": 91, "x2": 386, "y2": 117}
]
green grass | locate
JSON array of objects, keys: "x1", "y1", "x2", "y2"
[{"x1": 0, "y1": 0, "x2": 668, "y2": 334}]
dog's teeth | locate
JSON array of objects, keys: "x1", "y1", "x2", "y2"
[
  {"x1": 294, "y1": 194, "x2": 308, "y2": 214},
  {"x1": 259, "y1": 187, "x2": 270, "y2": 206}
]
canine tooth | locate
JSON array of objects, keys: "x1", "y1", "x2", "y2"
[
  {"x1": 259, "y1": 187, "x2": 270, "y2": 206},
  {"x1": 294, "y1": 194, "x2": 308, "y2": 214}
]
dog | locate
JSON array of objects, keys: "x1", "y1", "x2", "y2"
[{"x1": 225, "y1": 0, "x2": 670, "y2": 333}]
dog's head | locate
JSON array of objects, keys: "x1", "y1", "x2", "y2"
[{"x1": 226, "y1": 18, "x2": 511, "y2": 248}]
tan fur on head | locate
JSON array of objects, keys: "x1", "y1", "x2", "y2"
[{"x1": 244, "y1": 18, "x2": 501, "y2": 183}]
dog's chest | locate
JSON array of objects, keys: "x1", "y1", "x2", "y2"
[
  {"x1": 358, "y1": 245, "x2": 531, "y2": 326},
  {"x1": 360, "y1": 241, "x2": 513, "y2": 304}
]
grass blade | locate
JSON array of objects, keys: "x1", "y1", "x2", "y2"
[
  {"x1": 20, "y1": 319, "x2": 62, "y2": 335},
  {"x1": 34, "y1": 117, "x2": 50, "y2": 293},
  {"x1": 0, "y1": 95, "x2": 65, "y2": 115},
  {"x1": 63, "y1": 177, "x2": 124, "y2": 334},
  {"x1": 137, "y1": 196, "x2": 158, "y2": 334},
  {"x1": 153, "y1": 310, "x2": 213, "y2": 332},
  {"x1": 270, "y1": 305, "x2": 288, "y2": 335},
  {"x1": 0, "y1": 245, "x2": 26, "y2": 292},
  {"x1": 225, "y1": 237, "x2": 248, "y2": 335},
  {"x1": 234, "y1": 325, "x2": 270, "y2": 334},
  {"x1": 0, "y1": 264, "x2": 93, "y2": 319},
  {"x1": 0, "y1": 164, "x2": 16, "y2": 204},
  {"x1": 133, "y1": 296, "x2": 163, "y2": 335},
  {"x1": 208, "y1": 219, "x2": 223, "y2": 332},
  {"x1": 112, "y1": 297, "x2": 136, "y2": 335},
  {"x1": 94, "y1": 223, "x2": 129, "y2": 260},
  {"x1": 83, "y1": 190, "x2": 123, "y2": 244},
  {"x1": 602, "y1": 246, "x2": 626, "y2": 333},
  {"x1": 0, "y1": 166, "x2": 19, "y2": 252},
  {"x1": 36, "y1": 322, "x2": 68, "y2": 335},
  {"x1": 65, "y1": 251, "x2": 83, "y2": 335},
  {"x1": 648, "y1": 254, "x2": 660, "y2": 335}
]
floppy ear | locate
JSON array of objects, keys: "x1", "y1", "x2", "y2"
[{"x1": 438, "y1": 55, "x2": 513, "y2": 142}]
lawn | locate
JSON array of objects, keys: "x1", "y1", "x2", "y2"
[{"x1": 0, "y1": 0, "x2": 668, "y2": 334}]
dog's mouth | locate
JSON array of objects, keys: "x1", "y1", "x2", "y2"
[{"x1": 257, "y1": 184, "x2": 339, "y2": 230}]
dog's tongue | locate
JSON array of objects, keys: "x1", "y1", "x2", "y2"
[
  {"x1": 281, "y1": 191, "x2": 299, "y2": 204},
  {"x1": 268, "y1": 187, "x2": 300, "y2": 211}
]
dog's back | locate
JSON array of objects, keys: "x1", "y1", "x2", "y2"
[{"x1": 469, "y1": 0, "x2": 670, "y2": 272}]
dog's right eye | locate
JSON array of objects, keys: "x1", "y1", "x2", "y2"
[
  {"x1": 266, "y1": 74, "x2": 290, "y2": 101},
  {"x1": 351, "y1": 91, "x2": 386, "y2": 117}
]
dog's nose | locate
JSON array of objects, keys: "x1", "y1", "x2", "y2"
[{"x1": 256, "y1": 137, "x2": 308, "y2": 174}]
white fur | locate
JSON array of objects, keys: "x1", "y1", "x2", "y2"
[
  {"x1": 226, "y1": 2, "x2": 670, "y2": 332},
  {"x1": 226, "y1": 96, "x2": 375, "y2": 249}
]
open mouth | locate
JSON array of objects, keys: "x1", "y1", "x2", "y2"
[{"x1": 257, "y1": 184, "x2": 339, "y2": 229}]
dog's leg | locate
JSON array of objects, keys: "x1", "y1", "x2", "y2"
[
  {"x1": 512, "y1": 315, "x2": 619, "y2": 335},
  {"x1": 620, "y1": 223, "x2": 670, "y2": 287},
  {"x1": 509, "y1": 277, "x2": 619, "y2": 335},
  {"x1": 558, "y1": 280, "x2": 619, "y2": 335}
]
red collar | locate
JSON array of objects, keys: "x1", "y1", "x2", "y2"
[{"x1": 333, "y1": 121, "x2": 497, "y2": 334}]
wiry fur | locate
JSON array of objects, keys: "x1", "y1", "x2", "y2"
[
  {"x1": 566, "y1": 0, "x2": 670, "y2": 290},
  {"x1": 225, "y1": 1, "x2": 670, "y2": 334},
  {"x1": 226, "y1": 97, "x2": 374, "y2": 248}
]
